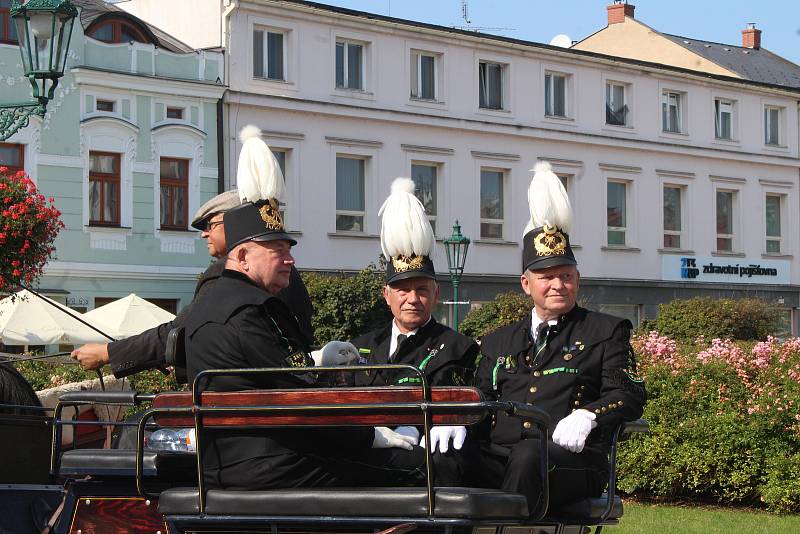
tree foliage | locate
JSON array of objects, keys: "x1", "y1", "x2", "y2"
[
  {"x1": 654, "y1": 297, "x2": 779, "y2": 341},
  {"x1": 301, "y1": 265, "x2": 392, "y2": 344},
  {"x1": 459, "y1": 291, "x2": 532, "y2": 339}
]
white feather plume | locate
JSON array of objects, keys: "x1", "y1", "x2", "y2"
[
  {"x1": 522, "y1": 161, "x2": 572, "y2": 237},
  {"x1": 236, "y1": 124, "x2": 286, "y2": 204},
  {"x1": 378, "y1": 178, "x2": 435, "y2": 259}
]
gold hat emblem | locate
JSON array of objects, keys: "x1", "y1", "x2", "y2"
[
  {"x1": 259, "y1": 199, "x2": 285, "y2": 231},
  {"x1": 533, "y1": 225, "x2": 567, "y2": 257},
  {"x1": 391, "y1": 254, "x2": 426, "y2": 273}
]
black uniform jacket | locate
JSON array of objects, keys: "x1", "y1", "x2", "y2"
[
  {"x1": 185, "y1": 270, "x2": 372, "y2": 480},
  {"x1": 475, "y1": 306, "x2": 646, "y2": 454},
  {"x1": 107, "y1": 262, "x2": 313, "y2": 378},
  {"x1": 349, "y1": 319, "x2": 479, "y2": 387}
]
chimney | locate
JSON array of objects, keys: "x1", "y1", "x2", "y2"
[
  {"x1": 607, "y1": 1, "x2": 635, "y2": 25},
  {"x1": 742, "y1": 22, "x2": 761, "y2": 49}
]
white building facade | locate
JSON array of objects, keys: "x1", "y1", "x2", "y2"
[{"x1": 122, "y1": 0, "x2": 800, "y2": 334}]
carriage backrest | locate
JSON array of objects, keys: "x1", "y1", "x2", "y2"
[{"x1": 152, "y1": 386, "x2": 485, "y2": 428}]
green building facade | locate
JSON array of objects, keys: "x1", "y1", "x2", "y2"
[{"x1": 0, "y1": 1, "x2": 226, "y2": 315}]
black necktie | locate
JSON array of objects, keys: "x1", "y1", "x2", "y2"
[
  {"x1": 390, "y1": 334, "x2": 407, "y2": 361},
  {"x1": 533, "y1": 323, "x2": 550, "y2": 359}
]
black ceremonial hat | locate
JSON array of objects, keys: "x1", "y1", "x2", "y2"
[
  {"x1": 522, "y1": 224, "x2": 577, "y2": 272},
  {"x1": 226, "y1": 125, "x2": 296, "y2": 249},
  {"x1": 386, "y1": 254, "x2": 436, "y2": 284},
  {"x1": 521, "y1": 161, "x2": 577, "y2": 272},
  {"x1": 224, "y1": 199, "x2": 296, "y2": 250},
  {"x1": 380, "y1": 178, "x2": 437, "y2": 285}
]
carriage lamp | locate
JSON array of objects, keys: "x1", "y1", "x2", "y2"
[
  {"x1": 443, "y1": 220, "x2": 470, "y2": 330},
  {"x1": 0, "y1": 0, "x2": 78, "y2": 141}
]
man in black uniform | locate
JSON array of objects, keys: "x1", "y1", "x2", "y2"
[
  {"x1": 456, "y1": 162, "x2": 646, "y2": 516},
  {"x1": 327, "y1": 178, "x2": 478, "y2": 453},
  {"x1": 184, "y1": 126, "x2": 423, "y2": 490},
  {"x1": 70, "y1": 190, "x2": 314, "y2": 378}
]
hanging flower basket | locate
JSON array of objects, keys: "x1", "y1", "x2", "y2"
[{"x1": 0, "y1": 167, "x2": 64, "y2": 292}]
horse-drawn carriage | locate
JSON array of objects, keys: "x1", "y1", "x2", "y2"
[{"x1": 0, "y1": 363, "x2": 647, "y2": 534}]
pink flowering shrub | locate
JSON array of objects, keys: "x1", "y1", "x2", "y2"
[{"x1": 621, "y1": 331, "x2": 800, "y2": 512}]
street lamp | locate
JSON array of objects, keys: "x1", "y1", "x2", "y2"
[
  {"x1": 443, "y1": 220, "x2": 470, "y2": 330},
  {"x1": 0, "y1": 0, "x2": 78, "y2": 141}
]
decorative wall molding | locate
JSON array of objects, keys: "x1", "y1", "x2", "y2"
[
  {"x1": 324, "y1": 136, "x2": 383, "y2": 148},
  {"x1": 401, "y1": 144, "x2": 455, "y2": 155},
  {"x1": 470, "y1": 150, "x2": 520, "y2": 161}
]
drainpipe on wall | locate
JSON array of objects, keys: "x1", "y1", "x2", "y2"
[
  {"x1": 221, "y1": 0, "x2": 238, "y2": 191},
  {"x1": 216, "y1": 97, "x2": 225, "y2": 193}
]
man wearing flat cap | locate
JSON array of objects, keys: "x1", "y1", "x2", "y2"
[
  {"x1": 71, "y1": 188, "x2": 314, "y2": 379},
  {"x1": 184, "y1": 126, "x2": 425, "y2": 490},
  {"x1": 452, "y1": 162, "x2": 646, "y2": 517}
]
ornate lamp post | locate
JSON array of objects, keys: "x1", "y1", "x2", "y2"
[
  {"x1": 0, "y1": 0, "x2": 78, "y2": 141},
  {"x1": 443, "y1": 220, "x2": 470, "y2": 330}
]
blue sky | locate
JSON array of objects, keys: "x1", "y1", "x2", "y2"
[{"x1": 317, "y1": 0, "x2": 800, "y2": 65}]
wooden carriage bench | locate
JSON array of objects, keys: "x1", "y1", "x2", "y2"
[{"x1": 50, "y1": 366, "x2": 648, "y2": 534}]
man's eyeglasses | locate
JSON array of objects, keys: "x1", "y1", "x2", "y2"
[{"x1": 206, "y1": 220, "x2": 224, "y2": 231}]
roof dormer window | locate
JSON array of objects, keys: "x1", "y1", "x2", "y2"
[{"x1": 87, "y1": 17, "x2": 150, "y2": 45}]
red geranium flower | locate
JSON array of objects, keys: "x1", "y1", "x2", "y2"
[{"x1": 0, "y1": 169, "x2": 63, "y2": 291}]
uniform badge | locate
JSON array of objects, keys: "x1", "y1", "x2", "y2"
[
  {"x1": 391, "y1": 254, "x2": 425, "y2": 273},
  {"x1": 285, "y1": 351, "x2": 308, "y2": 368},
  {"x1": 259, "y1": 199, "x2": 285, "y2": 230},
  {"x1": 563, "y1": 353, "x2": 573, "y2": 361},
  {"x1": 533, "y1": 225, "x2": 567, "y2": 257}
]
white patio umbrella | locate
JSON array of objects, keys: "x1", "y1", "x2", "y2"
[
  {"x1": 83, "y1": 294, "x2": 175, "y2": 339},
  {"x1": 0, "y1": 290, "x2": 110, "y2": 345}
]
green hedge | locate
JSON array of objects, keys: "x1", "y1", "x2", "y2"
[
  {"x1": 653, "y1": 297, "x2": 778, "y2": 342},
  {"x1": 301, "y1": 265, "x2": 392, "y2": 345},
  {"x1": 621, "y1": 332, "x2": 800, "y2": 513},
  {"x1": 459, "y1": 291, "x2": 532, "y2": 339}
]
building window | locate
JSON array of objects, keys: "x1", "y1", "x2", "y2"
[
  {"x1": 663, "y1": 185, "x2": 682, "y2": 248},
  {"x1": 96, "y1": 99, "x2": 115, "y2": 113},
  {"x1": 410, "y1": 50, "x2": 437, "y2": 100},
  {"x1": 714, "y1": 98, "x2": 734, "y2": 140},
  {"x1": 480, "y1": 169, "x2": 504, "y2": 239},
  {"x1": 271, "y1": 148, "x2": 287, "y2": 221},
  {"x1": 159, "y1": 158, "x2": 188, "y2": 230},
  {"x1": 335, "y1": 156, "x2": 365, "y2": 232},
  {"x1": 716, "y1": 190, "x2": 735, "y2": 251},
  {"x1": 478, "y1": 61, "x2": 503, "y2": 110},
  {"x1": 253, "y1": 29, "x2": 285, "y2": 81},
  {"x1": 0, "y1": 0, "x2": 18, "y2": 44},
  {"x1": 605, "y1": 82, "x2": 628, "y2": 126},
  {"x1": 544, "y1": 72, "x2": 567, "y2": 118},
  {"x1": 662, "y1": 91, "x2": 682, "y2": 133},
  {"x1": 87, "y1": 18, "x2": 149, "y2": 45},
  {"x1": 765, "y1": 194, "x2": 782, "y2": 253},
  {"x1": 335, "y1": 39, "x2": 364, "y2": 90},
  {"x1": 410, "y1": 163, "x2": 437, "y2": 233},
  {"x1": 0, "y1": 143, "x2": 24, "y2": 173},
  {"x1": 607, "y1": 181, "x2": 627, "y2": 245},
  {"x1": 764, "y1": 106, "x2": 782, "y2": 146},
  {"x1": 166, "y1": 107, "x2": 184, "y2": 120},
  {"x1": 89, "y1": 151, "x2": 121, "y2": 226}
]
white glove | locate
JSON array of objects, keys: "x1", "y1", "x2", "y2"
[
  {"x1": 310, "y1": 341, "x2": 359, "y2": 367},
  {"x1": 419, "y1": 426, "x2": 467, "y2": 453},
  {"x1": 552, "y1": 409, "x2": 598, "y2": 453},
  {"x1": 372, "y1": 427, "x2": 416, "y2": 450},
  {"x1": 394, "y1": 425, "x2": 420, "y2": 445}
]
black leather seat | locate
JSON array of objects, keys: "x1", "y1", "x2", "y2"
[
  {"x1": 158, "y1": 486, "x2": 528, "y2": 519},
  {"x1": 59, "y1": 449, "x2": 195, "y2": 477},
  {"x1": 547, "y1": 494, "x2": 623, "y2": 521}
]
